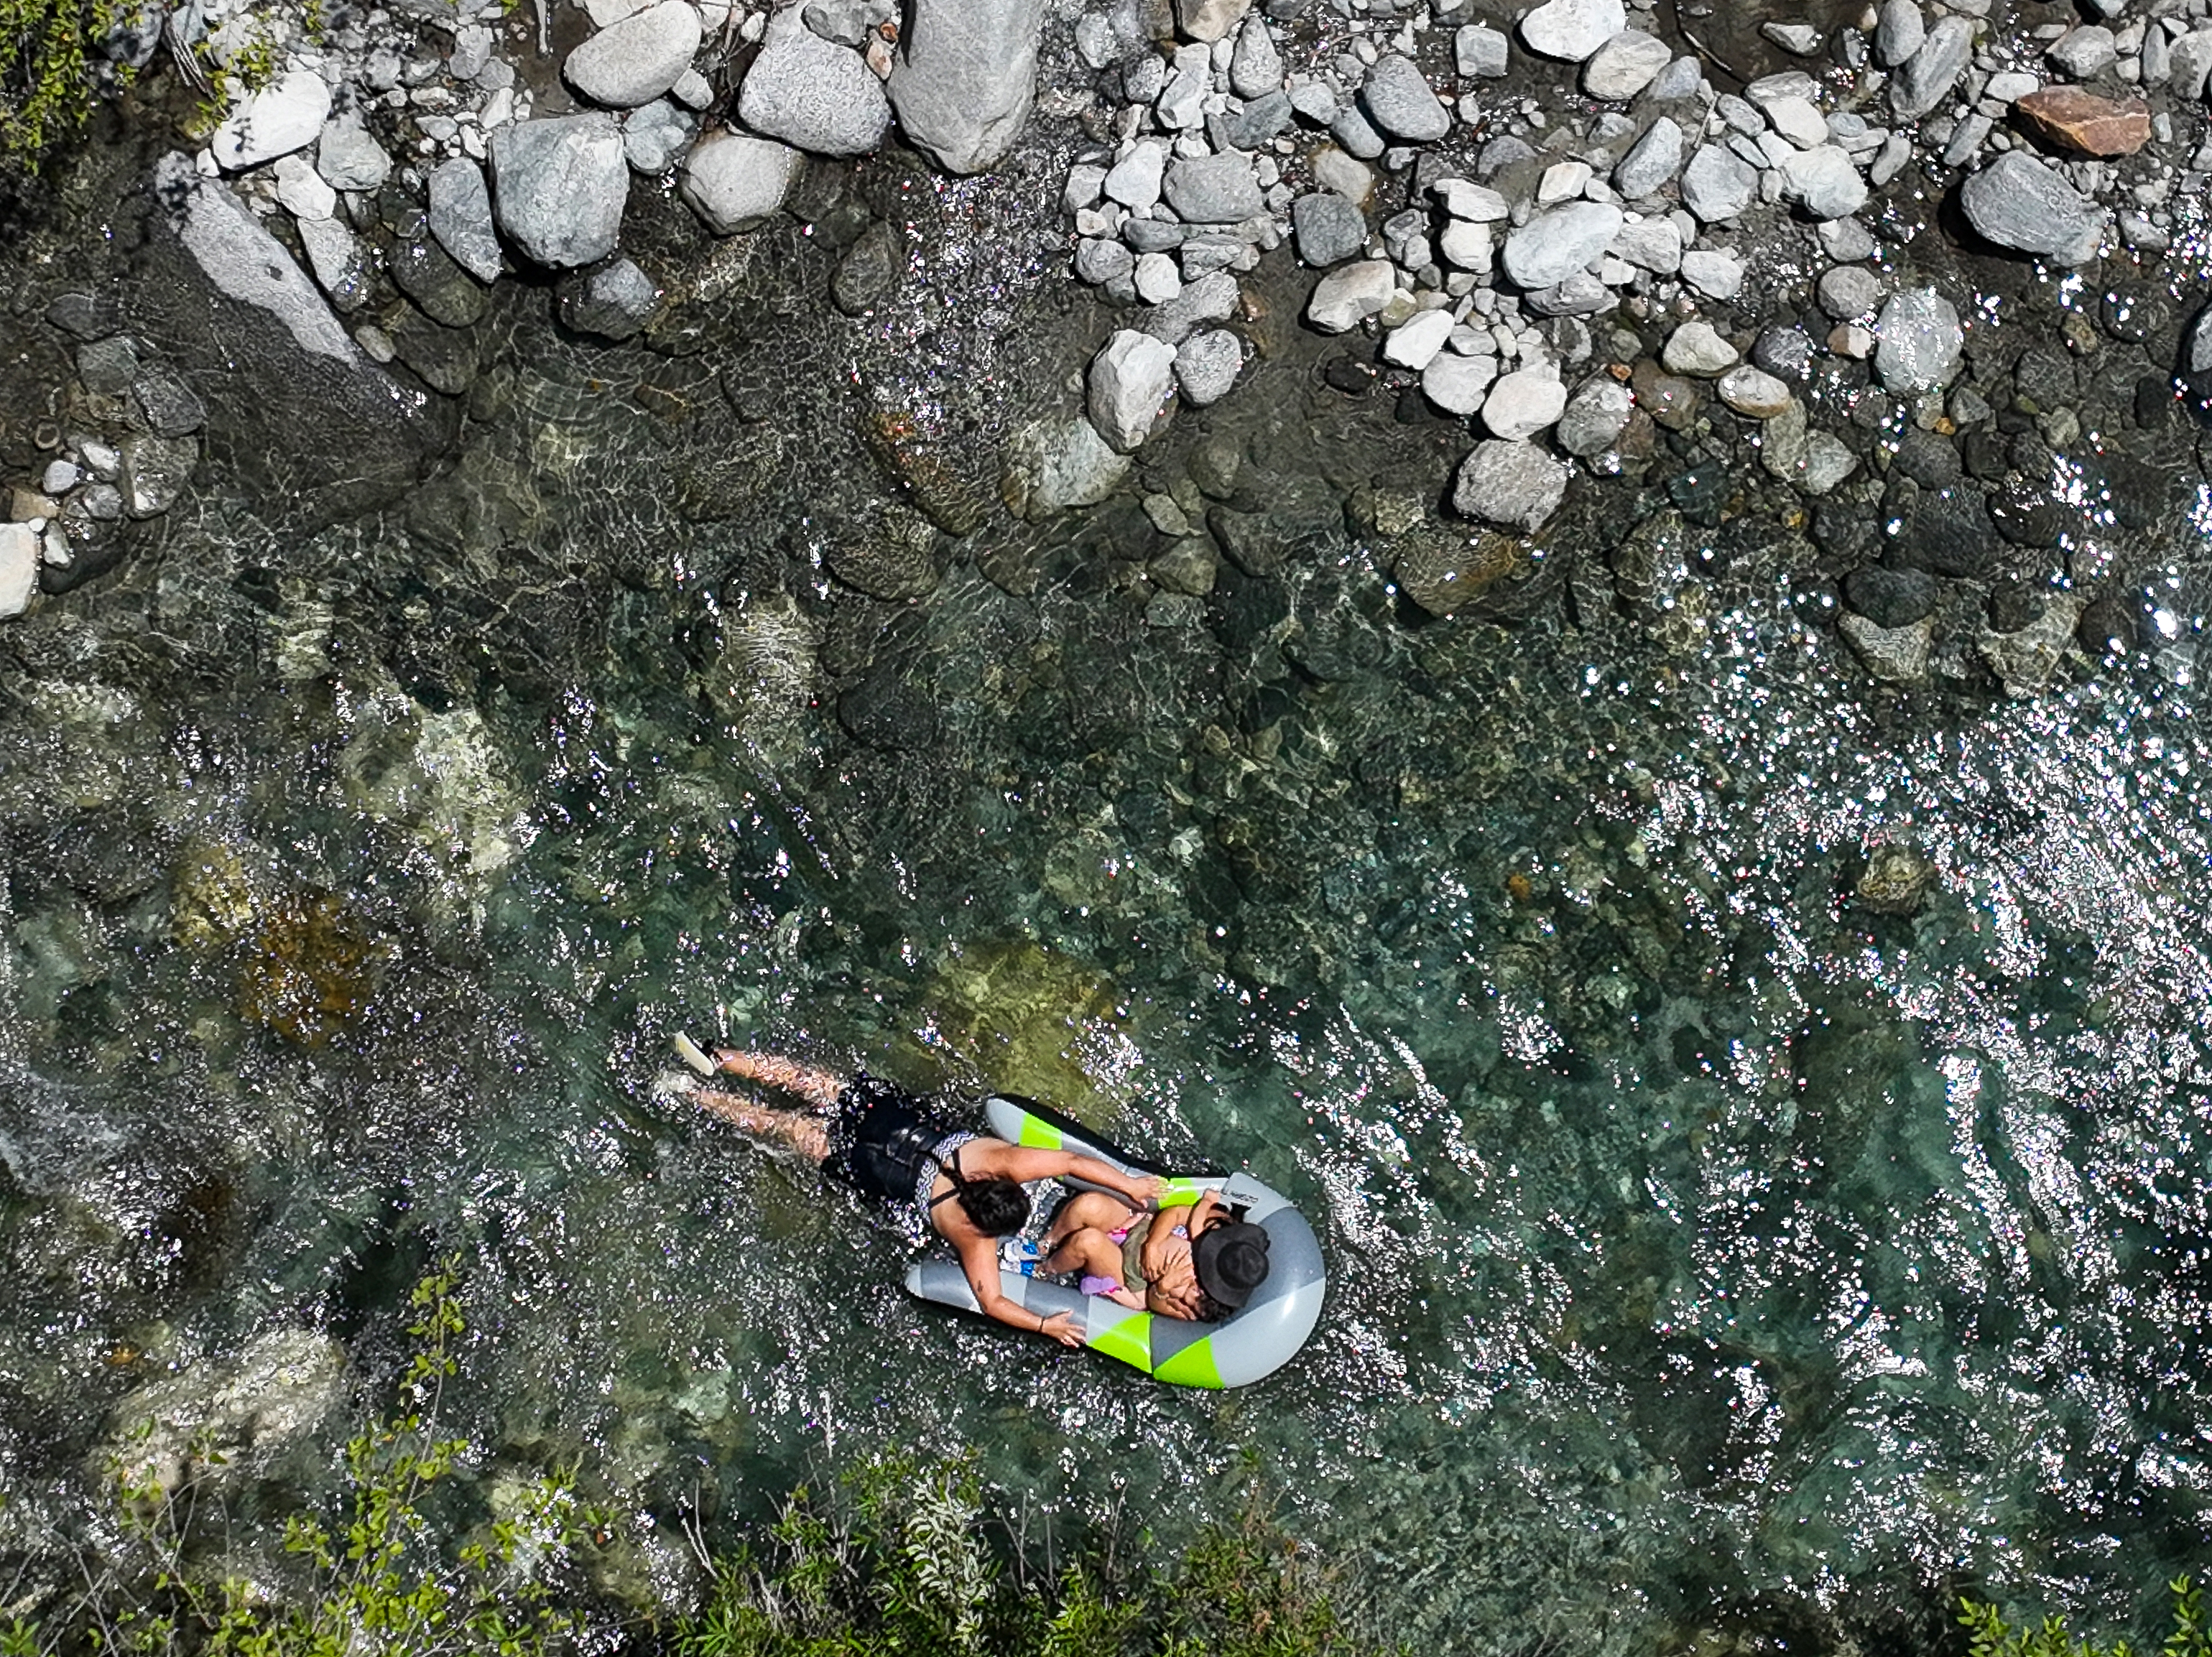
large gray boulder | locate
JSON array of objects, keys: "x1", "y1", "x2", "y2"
[
  {"x1": 887, "y1": 0, "x2": 1045, "y2": 175},
  {"x1": 564, "y1": 0, "x2": 701, "y2": 106},
  {"x1": 489, "y1": 114, "x2": 629, "y2": 267},
  {"x1": 1960, "y1": 151, "x2": 2101, "y2": 261},
  {"x1": 739, "y1": 30, "x2": 892, "y2": 155},
  {"x1": 679, "y1": 131, "x2": 802, "y2": 232},
  {"x1": 135, "y1": 152, "x2": 450, "y2": 531}
]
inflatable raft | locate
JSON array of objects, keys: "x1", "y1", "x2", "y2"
[{"x1": 904, "y1": 1097, "x2": 1326, "y2": 1388}]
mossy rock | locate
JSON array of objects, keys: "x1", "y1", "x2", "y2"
[
  {"x1": 172, "y1": 839, "x2": 256, "y2": 956},
  {"x1": 912, "y1": 939, "x2": 1130, "y2": 1125},
  {"x1": 236, "y1": 891, "x2": 385, "y2": 1046}
]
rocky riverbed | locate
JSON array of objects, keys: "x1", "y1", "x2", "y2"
[{"x1": 4, "y1": 0, "x2": 2212, "y2": 1648}]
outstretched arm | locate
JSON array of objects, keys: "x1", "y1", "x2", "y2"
[
  {"x1": 978, "y1": 1146, "x2": 1165, "y2": 1210},
  {"x1": 958, "y1": 1235, "x2": 1083, "y2": 1348},
  {"x1": 711, "y1": 1049, "x2": 843, "y2": 1112}
]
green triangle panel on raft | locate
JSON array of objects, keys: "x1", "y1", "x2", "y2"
[
  {"x1": 1087, "y1": 1310, "x2": 1155, "y2": 1373},
  {"x1": 1152, "y1": 1338, "x2": 1223, "y2": 1389}
]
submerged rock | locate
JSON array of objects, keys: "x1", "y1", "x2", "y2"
[
  {"x1": 1001, "y1": 415, "x2": 1132, "y2": 518},
  {"x1": 1452, "y1": 440, "x2": 1569, "y2": 532},
  {"x1": 101, "y1": 1331, "x2": 348, "y2": 1495}
]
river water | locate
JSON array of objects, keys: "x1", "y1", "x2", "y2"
[{"x1": 4, "y1": 130, "x2": 2212, "y2": 1653}]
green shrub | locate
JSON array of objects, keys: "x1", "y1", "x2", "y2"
[
  {"x1": 1961, "y1": 1574, "x2": 2211, "y2": 1657},
  {"x1": 0, "y1": 0, "x2": 116, "y2": 172}
]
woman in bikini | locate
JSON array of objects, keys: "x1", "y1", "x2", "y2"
[
  {"x1": 678, "y1": 1049, "x2": 1167, "y2": 1348},
  {"x1": 1041, "y1": 1184, "x2": 1269, "y2": 1322}
]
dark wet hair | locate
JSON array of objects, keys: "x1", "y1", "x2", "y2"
[{"x1": 954, "y1": 1173, "x2": 1032, "y2": 1237}]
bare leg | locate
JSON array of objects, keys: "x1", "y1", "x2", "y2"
[
  {"x1": 691, "y1": 1087, "x2": 831, "y2": 1162},
  {"x1": 710, "y1": 1050, "x2": 845, "y2": 1113},
  {"x1": 1045, "y1": 1189, "x2": 1139, "y2": 1250},
  {"x1": 1045, "y1": 1227, "x2": 1145, "y2": 1310}
]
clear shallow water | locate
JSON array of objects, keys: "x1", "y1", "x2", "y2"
[{"x1": 4, "y1": 154, "x2": 2212, "y2": 1653}]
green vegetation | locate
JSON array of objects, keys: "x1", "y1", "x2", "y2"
[
  {"x1": 1961, "y1": 1577, "x2": 2211, "y2": 1657},
  {"x1": 0, "y1": 0, "x2": 116, "y2": 172},
  {"x1": 4, "y1": 1261, "x2": 1385, "y2": 1657}
]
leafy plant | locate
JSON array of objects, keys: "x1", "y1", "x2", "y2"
[
  {"x1": 1961, "y1": 1574, "x2": 2212, "y2": 1657},
  {"x1": 0, "y1": 0, "x2": 118, "y2": 172},
  {"x1": 73, "y1": 1256, "x2": 606, "y2": 1657}
]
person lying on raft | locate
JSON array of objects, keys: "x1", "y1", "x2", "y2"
[
  {"x1": 1042, "y1": 1185, "x2": 1272, "y2": 1322},
  {"x1": 679, "y1": 1049, "x2": 1166, "y2": 1349}
]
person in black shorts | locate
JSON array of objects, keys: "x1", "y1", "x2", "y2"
[{"x1": 679, "y1": 1048, "x2": 1166, "y2": 1348}]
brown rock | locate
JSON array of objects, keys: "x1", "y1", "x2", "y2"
[{"x1": 2013, "y1": 87, "x2": 2151, "y2": 157}]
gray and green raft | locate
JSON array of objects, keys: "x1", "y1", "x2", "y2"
[{"x1": 904, "y1": 1097, "x2": 1326, "y2": 1388}]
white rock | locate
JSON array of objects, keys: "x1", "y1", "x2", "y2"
[
  {"x1": 1439, "y1": 218, "x2": 1493, "y2": 271},
  {"x1": 1382, "y1": 307, "x2": 1455, "y2": 370},
  {"x1": 1780, "y1": 144, "x2": 1869, "y2": 220},
  {"x1": 1088, "y1": 328, "x2": 1178, "y2": 451},
  {"x1": 1422, "y1": 351, "x2": 1497, "y2": 414},
  {"x1": 1519, "y1": 0, "x2": 1626, "y2": 63},
  {"x1": 0, "y1": 522, "x2": 37, "y2": 619},
  {"x1": 1581, "y1": 29, "x2": 1670, "y2": 98},
  {"x1": 211, "y1": 70, "x2": 331, "y2": 169},
  {"x1": 1174, "y1": 328, "x2": 1243, "y2": 405},
  {"x1": 1481, "y1": 367, "x2": 1567, "y2": 439},
  {"x1": 678, "y1": 129, "x2": 801, "y2": 233},
  {"x1": 1001, "y1": 415, "x2": 1131, "y2": 517},
  {"x1": 1764, "y1": 95, "x2": 1828, "y2": 148},
  {"x1": 315, "y1": 112, "x2": 390, "y2": 190},
  {"x1": 273, "y1": 153, "x2": 335, "y2": 219},
  {"x1": 1661, "y1": 318, "x2": 1738, "y2": 376},
  {"x1": 1306, "y1": 258, "x2": 1394, "y2": 332},
  {"x1": 1717, "y1": 363, "x2": 1791, "y2": 417},
  {"x1": 1434, "y1": 177, "x2": 1510, "y2": 221},
  {"x1": 1134, "y1": 250, "x2": 1183, "y2": 303},
  {"x1": 1103, "y1": 140, "x2": 1167, "y2": 210},
  {"x1": 1501, "y1": 200, "x2": 1623, "y2": 289},
  {"x1": 1679, "y1": 249, "x2": 1744, "y2": 298},
  {"x1": 566, "y1": 0, "x2": 702, "y2": 107}
]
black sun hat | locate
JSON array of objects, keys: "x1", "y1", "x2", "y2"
[{"x1": 1193, "y1": 1220, "x2": 1272, "y2": 1310}]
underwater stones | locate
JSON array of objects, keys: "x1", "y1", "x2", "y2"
[
  {"x1": 1843, "y1": 565, "x2": 1937, "y2": 628},
  {"x1": 132, "y1": 363, "x2": 206, "y2": 437},
  {"x1": 1960, "y1": 152, "x2": 2102, "y2": 261},
  {"x1": 489, "y1": 114, "x2": 629, "y2": 267},
  {"x1": 556, "y1": 256, "x2": 662, "y2": 340},
  {"x1": 832, "y1": 219, "x2": 904, "y2": 314},
  {"x1": 1981, "y1": 593, "x2": 2086, "y2": 696},
  {"x1": 172, "y1": 840, "x2": 256, "y2": 954},
  {"x1": 1874, "y1": 287, "x2": 1963, "y2": 394},
  {"x1": 389, "y1": 232, "x2": 487, "y2": 328},
  {"x1": 1001, "y1": 415, "x2": 1132, "y2": 517},
  {"x1": 1555, "y1": 376, "x2": 1632, "y2": 455},
  {"x1": 739, "y1": 29, "x2": 892, "y2": 156},
  {"x1": 887, "y1": 0, "x2": 1044, "y2": 174},
  {"x1": 340, "y1": 697, "x2": 527, "y2": 884},
  {"x1": 679, "y1": 131, "x2": 801, "y2": 233},
  {"x1": 1452, "y1": 440, "x2": 1569, "y2": 532},
  {"x1": 297, "y1": 215, "x2": 371, "y2": 310},
  {"x1": 919, "y1": 939, "x2": 1128, "y2": 1118},
  {"x1": 565, "y1": 0, "x2": 701, "y2": 107},
  {"x1": 151, "y1": 153, "x2": 353, "y2": 362},
  {"x1": 1839, "y1": 611, "x2": 1933, "y2": 684},
  {"x1": 0, "y1": 522, "x2": 37, "y2": 618},
  {"x1": 101, "y1": 1330, "x2": 347, "y2": 1496},
  {"x1": 825, "y1": 514, "x2": 941, "y2": 600},
  {"x1": 236, "y1": 889, "x2": 384, "y2": 1044},
  {"x1": 1392, "y1": 526, "x2": 1522, "y2": 616},
  {"x1": 856, "y1": 395, "x2": 988, "y2": 534},
  {"x1": 1854, "y1": 842, "x2": 1935, "y2": 913},
  {"x1": 119, "y1": 433, "x2": 196, "y2": 516},
  {"x1": 838, "y1": 662, "x2": 939, "y2": 750},
  {"x1": 209, "y1": 69, "x2": 330, "y2": 169},
  {"x1": 1088, "y1": 329, "x2": 1177, "y2": 452}
]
